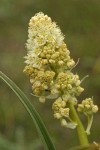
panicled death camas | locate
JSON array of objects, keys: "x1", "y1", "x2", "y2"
[
  {"x1": 23, "y1": 12, "x2": 98, "y2": 130},
  {"x1": 23, "y1": 12, "x2": 83, "y2": 100}
]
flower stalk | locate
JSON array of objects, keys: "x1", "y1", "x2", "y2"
[
  {"x1": 86, "y1": 115, "x2": 93, "y2": 135},
  {"x1": 69, "y1": 102, "x2": 89, "y2": 146}
]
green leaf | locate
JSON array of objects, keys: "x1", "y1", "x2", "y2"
[{"x1": 0, "y1": 71, "x2": 55, "y2": 150}]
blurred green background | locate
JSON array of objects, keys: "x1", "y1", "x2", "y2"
[{"x1": 0, "y1": 0, "x2": 100, "y2": 149}]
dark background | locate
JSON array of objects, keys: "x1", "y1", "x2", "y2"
[{"x1": 0, "y1": 0, "x2": 100, "y2": 149}]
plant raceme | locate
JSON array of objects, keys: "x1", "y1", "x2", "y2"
[{"x1": 23, "y1": 12, "x2": 98, "y2": 146}]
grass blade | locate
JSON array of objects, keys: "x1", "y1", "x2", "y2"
[{"x1": 0, "y1": 71, "x2": 55, "y2": 150}]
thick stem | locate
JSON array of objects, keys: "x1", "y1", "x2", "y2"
[{"x1": 69, "y1": 102, "x2": 89, "y2": 146}]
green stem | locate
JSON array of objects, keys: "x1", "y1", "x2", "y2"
[
  {"x1": 86, "y1": 115, "x2": 93, "y2": 135},
  {"x1": 69, "y1": 102, "x2": 89, "y2": 146}
]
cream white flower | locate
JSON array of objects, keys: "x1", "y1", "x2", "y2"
[
  {"x1": 23, "y1": 12, "x2": 98, "y2": 129},
  {"x1": 24, "y1": 12, "x2": 83, "y2": 108}
]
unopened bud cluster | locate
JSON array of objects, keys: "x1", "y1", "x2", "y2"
[{"x1": 77, "y1": 98, "x2": 98, "y2": 115}]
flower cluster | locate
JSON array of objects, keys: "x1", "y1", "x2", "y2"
[
  {"x1": 52, "y1": 97, "x2": 69, "y2": 119},
  {"x1": 52, "y1": 97, "x2": 77, "y2": 129},
  {"x1": 77, "y1": 98, "x2": 98, "y2": 134},
  {"x1": 24, "y1": 12, "x2": 83, "y2": 98},
  {"x1": 23, "y1": 12, "x2": 98, "y2": 129},
  {"x1": 55, "y1": 71, "x2": 84, "y2": 96},
  {"x1": 77, "y1": 98, "x2": 98, "y2": 115}
]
